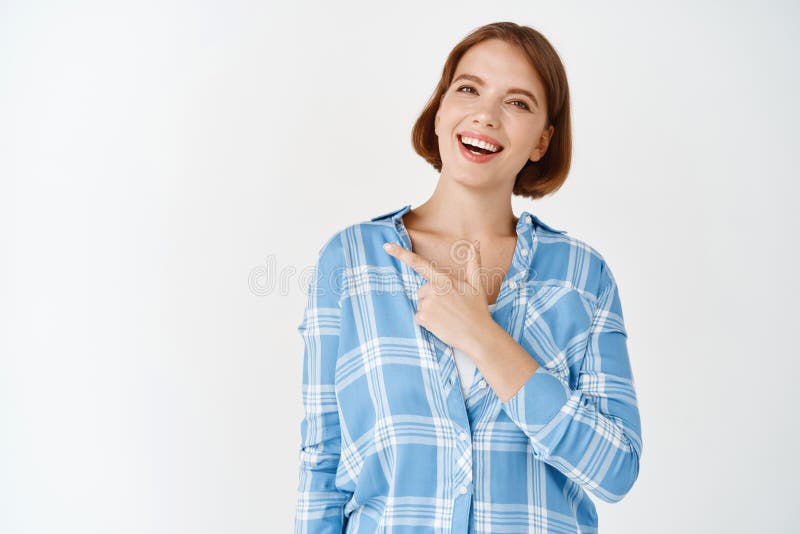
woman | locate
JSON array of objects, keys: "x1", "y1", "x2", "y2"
[{"x1": 294, "y1": 21, "x2": 642, "y2": 533}]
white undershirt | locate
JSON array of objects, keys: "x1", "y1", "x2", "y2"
[{"x1": 453, "y1": 302, "x2": 498, "y2": 397}]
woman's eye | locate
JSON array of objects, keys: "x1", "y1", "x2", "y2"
[{"x1": 456, "y1": 85, "x2": 531, "y2": 111}]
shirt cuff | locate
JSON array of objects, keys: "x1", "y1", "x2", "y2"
[{"x1": 500, "y1": 366, "x2": 571, "y2": 436}]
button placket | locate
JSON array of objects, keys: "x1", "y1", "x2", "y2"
[{"x1": 491, "y1": 212, "x2": 535, "y2": 308}]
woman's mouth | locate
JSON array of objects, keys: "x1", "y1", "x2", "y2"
[{"x1": 457, "y1": 134, "x2": 504, "y2": 163}]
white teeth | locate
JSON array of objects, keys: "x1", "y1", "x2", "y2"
[{"x1": 461, "y1": 135, "x2": 500, "y2": 153}]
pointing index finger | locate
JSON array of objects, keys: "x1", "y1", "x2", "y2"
[{"x1": 383, "y1": 242, "x2": 445, "y2": 283}]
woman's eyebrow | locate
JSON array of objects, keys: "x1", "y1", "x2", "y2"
[{"x1": 452, "y1": 73, "x2": 539, "y2": 109}]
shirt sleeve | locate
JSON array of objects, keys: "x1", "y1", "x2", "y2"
[
  {"x1": 294, "y1": 235, "x2": 352, "y2": 533},
  {"x1": 499, "y1": 260, "x2": 643, "y2": 503}
]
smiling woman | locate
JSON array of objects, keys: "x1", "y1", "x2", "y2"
[
  {"x1": 294, "y1": 21, "x2": 641, "y2": 534},
  {"x1": 413, "y1": 27, "x2": 572, "y2": 200}
]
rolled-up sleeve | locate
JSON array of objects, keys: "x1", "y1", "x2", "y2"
[{"x1": 500, "y1": 261, "x2": 642, "y2": 503}]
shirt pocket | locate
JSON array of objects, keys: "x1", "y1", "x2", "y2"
[{"x1": 522, "y1": 284, "x2": 595, "y2": 389}]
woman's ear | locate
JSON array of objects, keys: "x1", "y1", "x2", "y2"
[{"x1": 529, "y1": 124, "x2": 555, "y2": 162}]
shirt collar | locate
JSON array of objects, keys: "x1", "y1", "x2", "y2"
[
  {"x1": 374, "y1": 203, "x2": 566, "y2": 310},
  {"x1": 370, "y1": 204, "x2": 413, "y2": 223},
  {"x1": 524, "y1": 213, "x2": 567, "y2": 235}
]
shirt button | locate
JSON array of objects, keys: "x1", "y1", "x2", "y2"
[
  {"x1": 525, "y1": 215, "x2": 533, "y2": 224},
  {"x1": 509, "y1": 280, "x2": 518, "y2": 289},
  {"x1": 520, "y1": 248, "x2": 528, "y2": 256},
  {"x1": 459, "y1": 484, "x2": 468, "y2": 494},
  {"x1": 478, "y1": 380, "x2": 487, "y2": 389},
  {"x1": 459, "y1": 431, "x2": 468, "y2": 441}
]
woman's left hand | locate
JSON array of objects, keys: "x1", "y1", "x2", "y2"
[{"x1": 383, "y1": 239, "x2": 496, "y2": 353}]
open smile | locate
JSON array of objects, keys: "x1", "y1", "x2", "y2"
[{"x1": 457, "y1": 133, "x2": 504, "y2": 163}]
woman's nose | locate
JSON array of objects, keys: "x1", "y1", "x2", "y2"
[{"x1": 472, "y1": 102, "x2": 500, "y2": 128}]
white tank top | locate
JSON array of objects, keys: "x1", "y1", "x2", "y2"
[{"x1": 453, "y1": 302, "x2": 498, "y2": 397}]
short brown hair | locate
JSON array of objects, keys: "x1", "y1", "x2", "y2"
[{"x1": 411, "y1": 22, "x2": 572, "y2": 199}]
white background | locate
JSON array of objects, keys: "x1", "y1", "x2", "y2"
[{"x1": 2, "y1": 1, "x2": 798, "y2": 532}]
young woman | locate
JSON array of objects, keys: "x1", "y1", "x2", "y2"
[{"x1": 294, "y1": 21, "x2": 642, "y2": 533}]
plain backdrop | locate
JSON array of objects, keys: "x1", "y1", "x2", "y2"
[{"x1": 2, "y1": 1, "x2": 798, "y2": 532}]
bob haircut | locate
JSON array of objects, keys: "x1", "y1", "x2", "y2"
[{"x1": 411, "y1": 22, "x2": 572, "y2": 200}]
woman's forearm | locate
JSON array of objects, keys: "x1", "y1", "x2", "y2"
[{"x1": 465, "y1": 320, "x2": 540, "y2": 403}]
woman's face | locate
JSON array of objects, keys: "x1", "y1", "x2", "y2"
[{"x1": 435, "y1": 38, "x2": 554, "y2": 187}]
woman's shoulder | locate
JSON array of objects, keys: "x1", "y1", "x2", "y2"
[
  {"x1": 311, "y1": 205, "x2": 411, "y2": 261},
  {"x1": 526, "y1": 223, "x2": 623, "y2": 304},
  {"x1": 329, "y1": 205, "x2": 412, "y2": 244}
]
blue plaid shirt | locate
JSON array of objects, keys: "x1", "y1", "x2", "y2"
[{"x1": 294, "y1": 204, "x2": 642, "y2": 533}]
